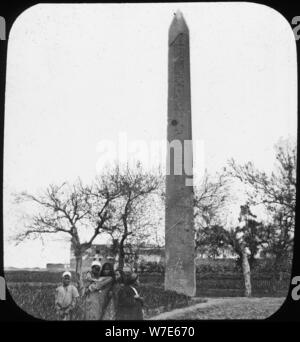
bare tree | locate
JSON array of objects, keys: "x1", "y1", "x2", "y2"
[
  {"x1": 229, "y1": 203, "x2": 261, "y2": 297},
  {"x1": 227, "y1": 138, "x2": 296, "y2": 276},
  {"x1": 100, "y1": 163, "x2": 162, "y2": 269},
  {"x1": 194, "y1": 171, "x2": 230, "y2": 256},
  {"x1": 227, "y1": 138, "x2": 296, "y2": 223},
  {"x1": 14, "y1": 177, "x2": 121, "y2": 282},
  {"x1": 196, "y1": 202, "x2": 265, "y2": 297}
]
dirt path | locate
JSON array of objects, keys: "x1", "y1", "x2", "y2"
[{"x1": 149, "y1": 297, "x2": 285, "y2": 320}]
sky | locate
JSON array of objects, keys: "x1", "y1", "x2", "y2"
[{"x1": 3, "y1": 3, "x2": 297, "y2": 268}]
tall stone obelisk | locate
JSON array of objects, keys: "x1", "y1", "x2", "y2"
[{"x1": 165, "y1": 11, "x2": 196, "y2": 297}]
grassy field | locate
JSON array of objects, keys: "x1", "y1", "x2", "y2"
[
  {"x1": 7, "y1": 282, "x2": 206, "y2": 320},
  {"x1": 5, "y1": 268, "x2": 289, "y2": 320},
  {"x1": 171, "y1": 297, "x2": 285, "y2": 320}
]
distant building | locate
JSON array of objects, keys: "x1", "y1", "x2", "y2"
[
  {"x1": 69, "y1": 244, "x2": 165, "y2": 271},
  {"x1": 46, "y1": 263, "x2": 69, "y2": 272},
  {"x1": 70, "y1": 244, "x2": 115, "y2": 271},
  {"x1": 137, "y1": 247, "x2": 164, "y2": 264}
]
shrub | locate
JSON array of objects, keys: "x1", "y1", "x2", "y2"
[{"x1": 140, "y1": 285, "x2": 189, "y2": 309}]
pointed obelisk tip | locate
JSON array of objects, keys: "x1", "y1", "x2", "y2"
[
  {"x1": 169, "y1": 10, "x2": 189, "y2": 45},
  {"x1": 174, "y1": 9, "x2": 183, "y2": 20}
]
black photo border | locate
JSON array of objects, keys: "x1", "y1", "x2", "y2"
[{"x1": 0, "y1": 0, "x2": 299, "y2": 330}]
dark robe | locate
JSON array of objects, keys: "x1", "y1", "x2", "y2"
[{"x1": 115, "y1": 285, "x2": 143, "y2": 320}]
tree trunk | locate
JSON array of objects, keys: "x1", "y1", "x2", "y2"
[
  {"x1": 75, "y1": 255, "x2": 82, "y2": 275},
  {"x1": 271, "y1": 256, "x2": 282, "y2": 293},
  {"x1": 118, "y1": 231, "x2": 128, "y2": 270},
  {"x1": 118, "y1": 244, "x2": 125, "y2": 270},
  {"x1": 242, "y1": 248, "x2": 252, "y2": 297},
  {"x1": 75, "y1": 254, "x2": 83, "y2": 293}
]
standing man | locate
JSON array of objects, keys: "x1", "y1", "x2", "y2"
[
  {"x1": 116, "y1": 271, "x2": 144, "y2": 320},
  {"x1": 55, "y1": 271, "x2": 79, "y2": 320}
]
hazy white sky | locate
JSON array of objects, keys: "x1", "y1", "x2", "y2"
[{"x1": 4, "y1": 3, "x2": 297, "y2": 267}]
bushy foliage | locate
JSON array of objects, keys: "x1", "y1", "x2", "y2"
[
  {"x1": 195, "y1": 259, "x2": 239, "y2": 274},
  {"x1": 138, "y1": 261, "x2": 165, "y2": 273},
  {"x1": 139, "y1": 285, "x2": 192, "y2": 317}
]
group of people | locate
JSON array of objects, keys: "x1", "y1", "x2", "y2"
[{"x1": 54, "y1": 260, "x2": 144, "y2": 321}]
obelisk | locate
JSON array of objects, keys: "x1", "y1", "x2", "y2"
[{"x1": 165, "y1": 10, "x2": 196, "y2": 297}]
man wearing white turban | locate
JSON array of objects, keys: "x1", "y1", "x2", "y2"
[{"x1": 55, "y1": 271, "x2": 79, "y2": 320}]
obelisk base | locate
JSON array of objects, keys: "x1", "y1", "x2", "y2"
[{"x1": 165, "y1": 176, "x2": 196, "y2": 297}]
